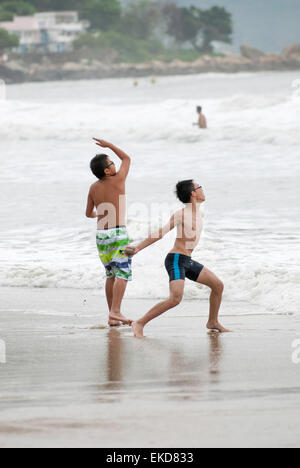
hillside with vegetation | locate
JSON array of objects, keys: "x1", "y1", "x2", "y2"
[
  {"x1": 1, "y1": 1, "x2": 299, "y2": 83},
  {"x1": 0, "y1": 0, "x2": 233, "y2": 62}
]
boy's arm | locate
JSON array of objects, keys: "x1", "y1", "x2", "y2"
[
  {"x1": 93, "y1": 138, "x2": 131, "y2": 179},
  {"x1": 130, "y1": 213, "x2": 179, "y2": 255},
  {"x1": 86, "y1": 192, "x2": 97, "y2": 218}
]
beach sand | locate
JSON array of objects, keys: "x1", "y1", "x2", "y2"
[{"x1": 0, "y1": 287, "x2": 299, "y2": 448}]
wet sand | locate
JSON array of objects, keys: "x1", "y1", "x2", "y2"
[{"x1": 0, "y1": 287, "x2": 299, "y2": 448}]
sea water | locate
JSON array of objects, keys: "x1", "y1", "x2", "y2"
[{"x1": 0, "y1": 71, "x2": 299, "y2": 315}]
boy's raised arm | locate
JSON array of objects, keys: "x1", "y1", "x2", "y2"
[{"x1": 93, "y1": 138, "x2": 131, "y2": 179}]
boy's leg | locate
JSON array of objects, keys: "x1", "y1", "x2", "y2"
[
  {"x1": 132, "y1": 280, "x2": 185, "y2": 338},
  {"x1": 109, "y1": 278, "x2": 132, "y2": 325},
  {"x1": 196, "y1": 267, "x2": 230, "y2": 333},
  {"x1": 106, "y1": 277, "x2": 115, "y2": 310},
  {"x1": 106, "y1": 277, "x2": 121, "y2": 327}
]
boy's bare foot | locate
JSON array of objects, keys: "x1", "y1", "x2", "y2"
[
  {"x1": 207, "y1": 321, "x2": 231, "y2": 333},
  {"x1": 109, "y1": 313, "x2": 133, "y2": 326},
  {"x1": 132, "y1": 321, "x2": 145, "y2": 338},
  {"x1": 108, "y1": 319, "x2": 121, "y2": 327}
]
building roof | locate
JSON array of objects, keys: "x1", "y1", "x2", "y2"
[
  {"x1": 0, "y1": 16, "x2": 40, "y2": 32},
  {"x1": 35, "y1": 11, "x2": 78, "y2": 16}
]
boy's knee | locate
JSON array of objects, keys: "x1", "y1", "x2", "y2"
[
  {"x1": 169, "y1": 294, "x2": 183, "y2": 307},
  {"x1": 214, "y1": 280, "x2": 224, "y2": 295}
]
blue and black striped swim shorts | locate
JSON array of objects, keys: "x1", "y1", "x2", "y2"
[{"x1": 165, "y1": 253, "x2": 204, "y2": 283}]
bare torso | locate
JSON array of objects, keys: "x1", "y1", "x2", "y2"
[
  {"x1": 199, "y1": 114, "x2": 207, "y2": 129},
  {"x1": 90, "y1": 177, "x2": 126, "y2": 230},
  {"x1": 170, "y1": 206, "x2": 203, "y2": 257}
]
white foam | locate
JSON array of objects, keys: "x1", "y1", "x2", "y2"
[
  {"x1": 1, "y1": 91, "x2": 300, "y2": 146},
  {"x1": 0, "y1": 218, "x2": 299, "y2": 315}
]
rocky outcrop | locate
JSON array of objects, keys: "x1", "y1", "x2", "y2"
[
  {"x1": 0, "y1": 63, "x2": 26, "y2": 83},
  {"x1": 1, "y1": 44, "x2": 300, "y2": 84},
  {"x1": 240, "y1": 44, "x2": 266, "y2": 59},
  {"x1": 282, "y1": 43, "x2": 300, "y2": 58}
]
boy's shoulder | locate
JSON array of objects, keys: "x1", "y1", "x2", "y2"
[
  {"x1": 173, "y1": 208, "x2": 185, "y2": 222},
  {"x1": 89, "y1": 180, "x2": 102, "y2": 194},
  {"x1": 89, "y1": 180, "x2": 98, "y2": 190},
  {"x1": 90, "y1": 180, "x2": 103, "y2": 190}
]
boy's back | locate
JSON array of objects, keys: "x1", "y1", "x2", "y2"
[
  {"x1": 90, "y1": 174, "x2": 126, "y2": 230},
  {"x1": 86, "y1": 139, "x2": 131, "y2": 230}
]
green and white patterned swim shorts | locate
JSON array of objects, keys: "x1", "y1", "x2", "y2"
[{"x1": 96, "y1": 227, "x2": 132, "y2": 281}]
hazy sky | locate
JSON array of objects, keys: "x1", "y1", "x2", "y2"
[{"x1": 123, "y1": 0, "x2": 300, "y2": 53}]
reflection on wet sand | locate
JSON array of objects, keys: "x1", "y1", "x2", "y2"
[
  {"x1": 102, "y1": 326, "x2": 224, "y2": 398},
  {"x1": 105, "y1": 329, "x2": 123, "y2": 390},
  {"x1": 208, "y1": 332, "x2": 222, "y2": 379}
]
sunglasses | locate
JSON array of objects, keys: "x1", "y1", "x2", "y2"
[
  {"x1": 193, "y1": 186, "x2": 203, "y2": 192},
  {"x1": 106, "y1": 162, "x2": 115, "y2": 169}
]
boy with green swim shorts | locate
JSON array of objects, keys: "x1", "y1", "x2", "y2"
[
  {"x1": 96, "y1": 227, "x2": 132, "y2": 282},
  {"x1": 86, "y1": 139, "x2": 133, "y2": 327}
]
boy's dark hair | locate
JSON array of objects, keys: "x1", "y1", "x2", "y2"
[
  {"x1": 176, "y1": 180, "x2": 194, "y2": 204},
  {"x1": 90, "y1": 154, "x2": 109, "y2": 180},
  {"x1": 197, "y1": 106, "x2": 202, "y2": 112}
]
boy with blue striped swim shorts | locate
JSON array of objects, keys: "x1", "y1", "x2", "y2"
[
  {"x1": 126, "y1": 180, "x2": 230, "y2": 338},
  {"x1": 86, "y1": 139, "x2": 133, "y2": 327}
]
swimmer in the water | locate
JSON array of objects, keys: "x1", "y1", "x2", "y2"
[{"x1": 194, "y1": 106, "x2": 208, "y2": 129}]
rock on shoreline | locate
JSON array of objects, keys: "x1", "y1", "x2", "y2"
[{"x1": 1, "y1": 44, "x2": 300, "y2": 84}]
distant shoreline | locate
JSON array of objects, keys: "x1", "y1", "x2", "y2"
[{"x1": 1, "y1": 48, "x2": 300, "y2": 84}]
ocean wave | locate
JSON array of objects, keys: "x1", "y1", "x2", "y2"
[
  {"x1": 0, "y1": 256, "x2": 299, "y2": 315},
  {"x1": 1, "y1": 95, "x2": 300, "y2": 146},
  {"x1": 0, "y1": 222, "x2": 299, "y2": 315}
]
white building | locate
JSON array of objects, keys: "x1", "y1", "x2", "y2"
[
  {"x1": 0, "y1": 11, "x2": 89, "y2": 53},
  {"x1": 35, "y1": 12, "x2": 89, "y2": 53},
  {"x1": 0, "y1": 16, "x2": 41, "y2": 53}
]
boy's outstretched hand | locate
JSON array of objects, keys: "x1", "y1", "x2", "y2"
[
  {"x1": 124, "y1": 246, "x2": 139, "y2": 257},
  {"x1": 93, "y1": 138, "x2": 111, "y2": 148}
]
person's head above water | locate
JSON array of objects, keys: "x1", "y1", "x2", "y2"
[
  {"x1": 197, "y1": 106, "x2": 202, "y2": 114},
  {"x1": 90, "y1": 154, "x2": 117, "y2": 180},
  {"x1": 176, "y1": 180, "x2": 205, "y2": 204}
]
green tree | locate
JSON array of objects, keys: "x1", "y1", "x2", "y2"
[
  {"x1": 0, "y1": 10, "x2": 14, "y2": 21},
  {"x1": 27, "y1": 0, "x2": 82, "y2": 11},
  {"x1": 0, "y1": 1, "x2": 36, "y2": 16},
  {"x1": 163, "y1": 4, "x2": 200, "y2": 44},
  {"x1": 0, "y1": 27, "x2": 19, "y2": 51},
  {"x1": 200, "y1": 7, "x2": 232, "y2": 53},
  {"x1": 74, "y1": 30, "x2": 164, "y2": 63},
  {"x1": 162, "y1": 4, "x2": 232, "y2": 53},
  {"x1": 120, "y1": 1, "x2": 160, "y2": 41},
  {"x1": 79, "y1": 0, "x2": 121, "y2": 31}
]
